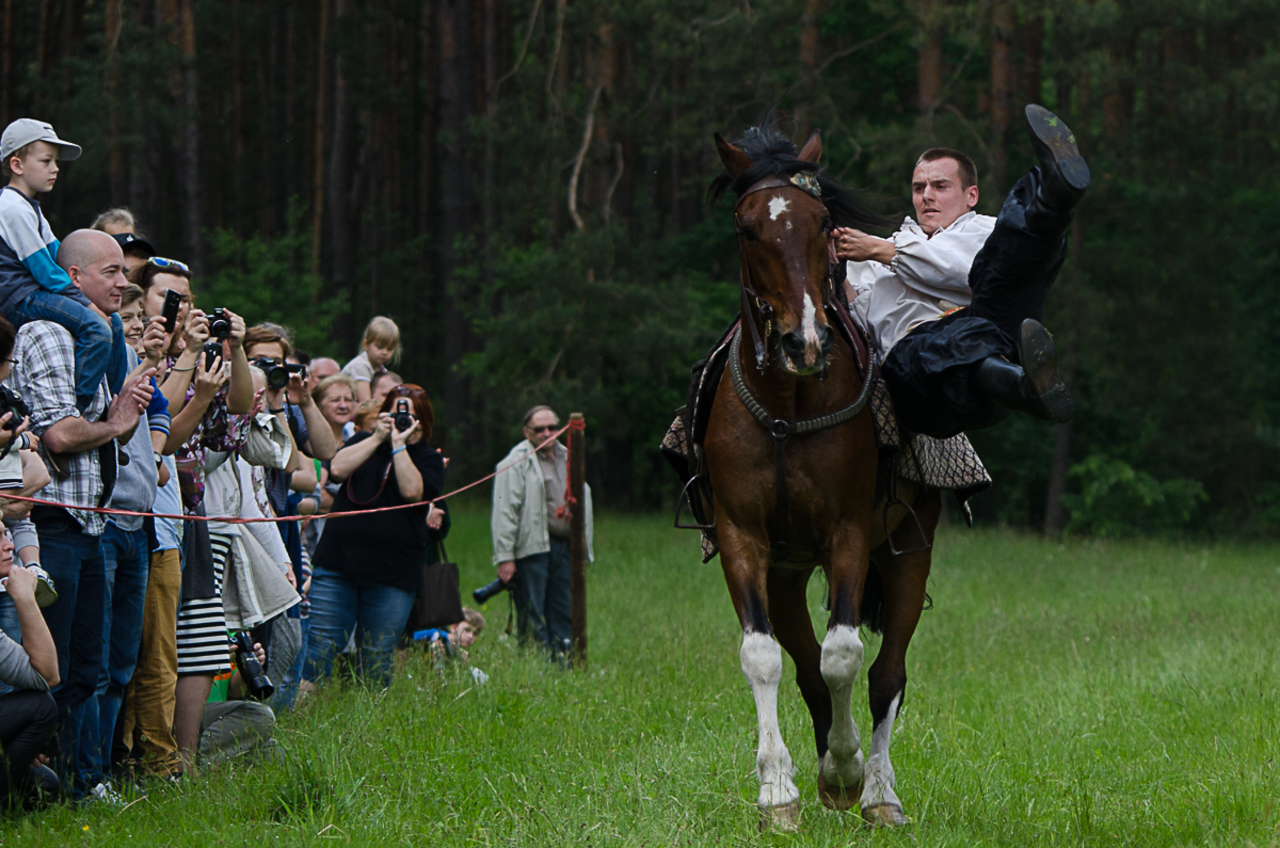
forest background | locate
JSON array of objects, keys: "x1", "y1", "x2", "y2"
[{"x1": 2, "y1": 0, "x2": 1276, "y2": 537}]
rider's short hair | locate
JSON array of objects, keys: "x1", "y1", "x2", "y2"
[{"x1": 916, "y1": 147, "x2": 978, "y2": 189}]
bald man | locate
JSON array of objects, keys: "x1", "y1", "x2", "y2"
[
  {"x1": 4, "y1": 227, "x2": 154, "y2": 797},
  {"x1": 1, "y1": 206, "x2": 130, "y2": 412}
]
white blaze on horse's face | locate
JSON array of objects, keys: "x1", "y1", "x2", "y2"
[
  {"x1": 802, "y1": 293, "x2": 820, "y2": 367},
  {"x1": 769, "y1": 195, "x2": 790, "y2": 221}
]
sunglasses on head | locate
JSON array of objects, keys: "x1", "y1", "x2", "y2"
[{"x1": 147, "y1": 256, "x2": 191, "y2": 272}]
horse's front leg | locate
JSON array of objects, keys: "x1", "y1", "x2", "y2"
[
  {"x1": 718, "y1": 520, "x2": 800, "y2": 830},
  {"x1": 818, "y1": 520, "x2": 871, "y2": 811}
]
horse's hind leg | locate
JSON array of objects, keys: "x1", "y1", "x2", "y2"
[
  {"x1": 818, "y1": 522, "x2": 872, "y2": 811},
  {"x1": 720, "y1": 525, "x2": 801, "y2": 829},
  {"x1": 861, "y1": 490, "x2": 941, "y2": 827}
]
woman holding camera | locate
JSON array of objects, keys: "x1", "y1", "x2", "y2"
[{"x1": 302, "y1": 385, "x2": 444, "y2": 689}]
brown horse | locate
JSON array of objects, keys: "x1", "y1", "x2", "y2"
[{"x1": 702, "y1": 125, "x2": 941, "y2": 829}]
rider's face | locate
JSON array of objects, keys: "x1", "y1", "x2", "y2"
[{"x1": 911, "y1": 158, "x2": 979, "y2": 236}]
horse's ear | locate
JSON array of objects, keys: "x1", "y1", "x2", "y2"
[
  {"x1": 797, "y1": 130, "x2": 822, "y2": 164},
  {"x1": 715, "y1": 133, "x2": 752, "y2": 180}
]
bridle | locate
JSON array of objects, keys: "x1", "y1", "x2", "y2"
[
  {"x1": 732, "y1": 172, "x2": 825, "y2": 371},
  {"x1": 729, "y1": 171, "x2": 876, "y2": 559}
]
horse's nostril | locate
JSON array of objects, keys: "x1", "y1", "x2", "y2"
[
  {"x1": 819, "y1": 325, "x2": 834, "y2": 353},
  {"x1": 781, "y1": 331, "x2": 805, "y2": 355}
]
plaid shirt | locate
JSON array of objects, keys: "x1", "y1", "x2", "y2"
[{"x1": 7, "y1": 321, "x2": 112, "y2": 535}]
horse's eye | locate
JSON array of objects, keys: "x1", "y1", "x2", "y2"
[
  {"x1": 736, "y1": 227, "x2": 759, "y2": 242},
  {"x1": 821, "y1": 218, "x2": 834, "y2": 233}
]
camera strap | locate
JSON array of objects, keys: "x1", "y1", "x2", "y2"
[{"x1": 345, "y1": 455, "x2": 395, "y2": 507}]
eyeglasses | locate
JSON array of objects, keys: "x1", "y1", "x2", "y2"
[
  {"x1": 528, "y1": 425, "x2": 559, "y2": 434},
  {"x1": 147, "y1": 256, "x2": 191, "y2": 273}
]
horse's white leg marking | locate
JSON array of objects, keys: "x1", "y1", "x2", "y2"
[
  {"x1": 860, "y1": 692, "x2": 902, "y2": 812},
  {"x1": 740, "y1": 632, "x2": 800, "y2": 809},
  {"x1": 819, "y1": 624, "x2": 865, "y2": 790},
  {"x1": 768, "y1": 195, "x2": 791, "y2": 220}
]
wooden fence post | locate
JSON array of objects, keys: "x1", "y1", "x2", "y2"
[{"x1": 569, "y1": 412, "x2": 587, "y2": 668}]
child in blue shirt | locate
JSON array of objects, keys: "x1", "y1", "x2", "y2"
[{"x1": 0, "y1": 119, "x2": 127, "y2": 412}]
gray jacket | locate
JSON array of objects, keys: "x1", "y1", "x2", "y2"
[{"x1": 491, "y1": 440, "x2": 594, "y2": 564}]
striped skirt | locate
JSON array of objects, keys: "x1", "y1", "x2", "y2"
[{"x1": 176, "y1": 533, "x2": 232, "y2": 675}]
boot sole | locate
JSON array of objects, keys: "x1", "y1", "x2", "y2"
[
  {"x1": 1019, "y1": 320, "x2": 1074, "y2": 424},
  {"x1": 1025, "y1": 105, "x2": 1091, "y2": 193}
]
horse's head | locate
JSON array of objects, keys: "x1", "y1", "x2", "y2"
[
  {"x1": 712, "y1": 124, "x2": 888, "y2": 377},
  {"x1": 716, "y1": 130, "x2": 834, "y2": 375}
]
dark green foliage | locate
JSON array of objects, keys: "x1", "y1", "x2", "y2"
[{"x1": 4, "y1": 0, "x2": 1278, "y2": 531}]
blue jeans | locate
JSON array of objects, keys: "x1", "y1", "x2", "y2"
[
  {"x1": 9, "y1": 291, "x2": 128, "y2": 411},
  {"x1": 0, "y1": 594, "x2": 19, "y2": 698},
  {"x1": 302, "y1": 568, "x2": 414, "y2": 689},
  {"x1": 70, "y1": 524, "x2": 148, "y2": 791},
  {"x1": 30, "y1": 510, "x2": 105, "y2": 793},
  {"x1": 513, "y1": 537, "x2": 573, "y2": 657},
  {"x1": 270, "y1": 612, "x2": 309, "y2": 713}
]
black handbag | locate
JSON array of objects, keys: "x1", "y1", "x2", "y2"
[{"x1": 407, "y1": 539, "x2": 463, "y2": 632}]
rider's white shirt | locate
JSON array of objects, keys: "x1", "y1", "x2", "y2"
[{"x1": 846, "y1": 210, "x2": 995, "y2": 355}]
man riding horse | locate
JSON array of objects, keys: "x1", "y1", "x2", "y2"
[
  {"x1": 665, "y1": 103, "x2": 1090, "y2": 831},
  {"x1": 835, "y1": 104, "x2": 1086, "y2": 439}
]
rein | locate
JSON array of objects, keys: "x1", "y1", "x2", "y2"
[{"x1": 729, "y1": 173, "x2": 875, "y2": 559}]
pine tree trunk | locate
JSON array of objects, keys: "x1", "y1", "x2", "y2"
[
  {"x1": 1023, "y1": 0, "x2": 1043, "y2": 106},
  {"x1": 795, "y1": 0, "x2": 822, "y2": 136},
  {"x1": 989, "y1": 1, "x2": 1014, "y2": 196},
  {"x1": 160, "y1": 0, "x2": 203, "y2": 271},
  {"x1": 105, "y1": 0, "x2": 126, "y2": 203},
  {"x1": 326, "y1": 0, "x2": 359, "y2": 345},
  {"x1": 2, "y1": 0, "x2": 16, "y2": 125},
  {"x1": 917, "y1": 1, "x2": 943, "y2": 117},
  {"x1": 310, "y1": 0, "x2": 331, "y2": 281},
  {"x1": 437, "y1": 0, "x2": 477, "y2": 447}
]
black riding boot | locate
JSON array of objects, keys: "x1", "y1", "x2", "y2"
[
  {"x1": 1024, "y1": 104, "x2": 1091, "y2": 237},
  {"x1": 971, "y1": 319, "x2": 1073, "y2": 424}
]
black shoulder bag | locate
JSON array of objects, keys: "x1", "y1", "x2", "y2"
[{"x1": 407, "y1": 538, "x2": 463, "y2": 632}]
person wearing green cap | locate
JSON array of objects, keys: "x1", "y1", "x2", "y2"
[{"x1": 0, "y1": 119, "x2": 128, "y2": 414}]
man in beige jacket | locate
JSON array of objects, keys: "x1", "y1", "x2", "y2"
[{"x1": 491, "y1": 406, "x2": 593, "y2": 658}]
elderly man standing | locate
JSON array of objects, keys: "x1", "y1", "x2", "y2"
[
  {"x1": 837, "y1": 104, "x2": 1088, "y2": 439},
  {"x1": 5, "y1": 229, "x2": 152, "y2": 800},
  {"x1": 491, "y1": 406, "x2": 593, "y2": 660}
]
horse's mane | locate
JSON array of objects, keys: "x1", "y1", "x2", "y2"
[{"x1": 708, "y1": 121, "x2": 891, "y2": 231}]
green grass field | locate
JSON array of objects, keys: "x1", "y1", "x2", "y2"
[{"x1": 6, "y1": 510, "x2": 1280, "y2": 846}]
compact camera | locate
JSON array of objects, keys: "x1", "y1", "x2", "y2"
[{"x1": 204, "y1": 307, "x2": 231, "y2": 371}]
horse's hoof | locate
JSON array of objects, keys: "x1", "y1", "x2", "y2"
[
  {"x1": 816, "y1": 771, "x2": 861, "y2": 812},
  {"x1": 861, "y1": 802, "x2": 908, "y2": 828},
  {"x1": 759, "y1": 801, "x2": 801, "y2": 832}
]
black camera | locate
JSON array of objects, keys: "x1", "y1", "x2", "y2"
[
  {"x1": 207, "y1": 307, "x2": 231, "y2": 340},
  {"x1": 203, "y1": 308, "x2": 231, "y2": 372},
  {"x1": 253, "y1": 358, "x2": 306, "y2": 390},
  {"x1": 473, "y1": 576, "x2": 513, "y2": 605},
  {"x1": 0, "y1": 385, "x2": 30, "y2": 432},
  {"x1": 160, "y1": 288, "x2": 183, "y2": 334},
  {"x1": 233, "y1": 631, "x2": 274, "y2": 701},
  {"x1": 394, "y1": 398, "x2": 414, "y2": 433}
]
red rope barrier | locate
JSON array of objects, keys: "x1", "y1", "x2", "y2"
[{"x1": 0, "y1": 422, "x2": 577, "y2": 525}]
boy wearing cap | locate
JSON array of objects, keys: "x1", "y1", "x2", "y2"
[{"x1": 0, "y1": 119, "x2": 127, "y2": 413}]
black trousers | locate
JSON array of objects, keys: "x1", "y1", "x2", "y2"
[
  {"x1": 0, "y1": 689, "x2": 57, "y2": 798},
  {"x1": 883, "y1": 167, "x2": 1069, "y2": 438}
]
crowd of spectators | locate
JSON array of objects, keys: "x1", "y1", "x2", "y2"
[{"x1": 0, "y1": 118, "x2": 501, "y2": 809}]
